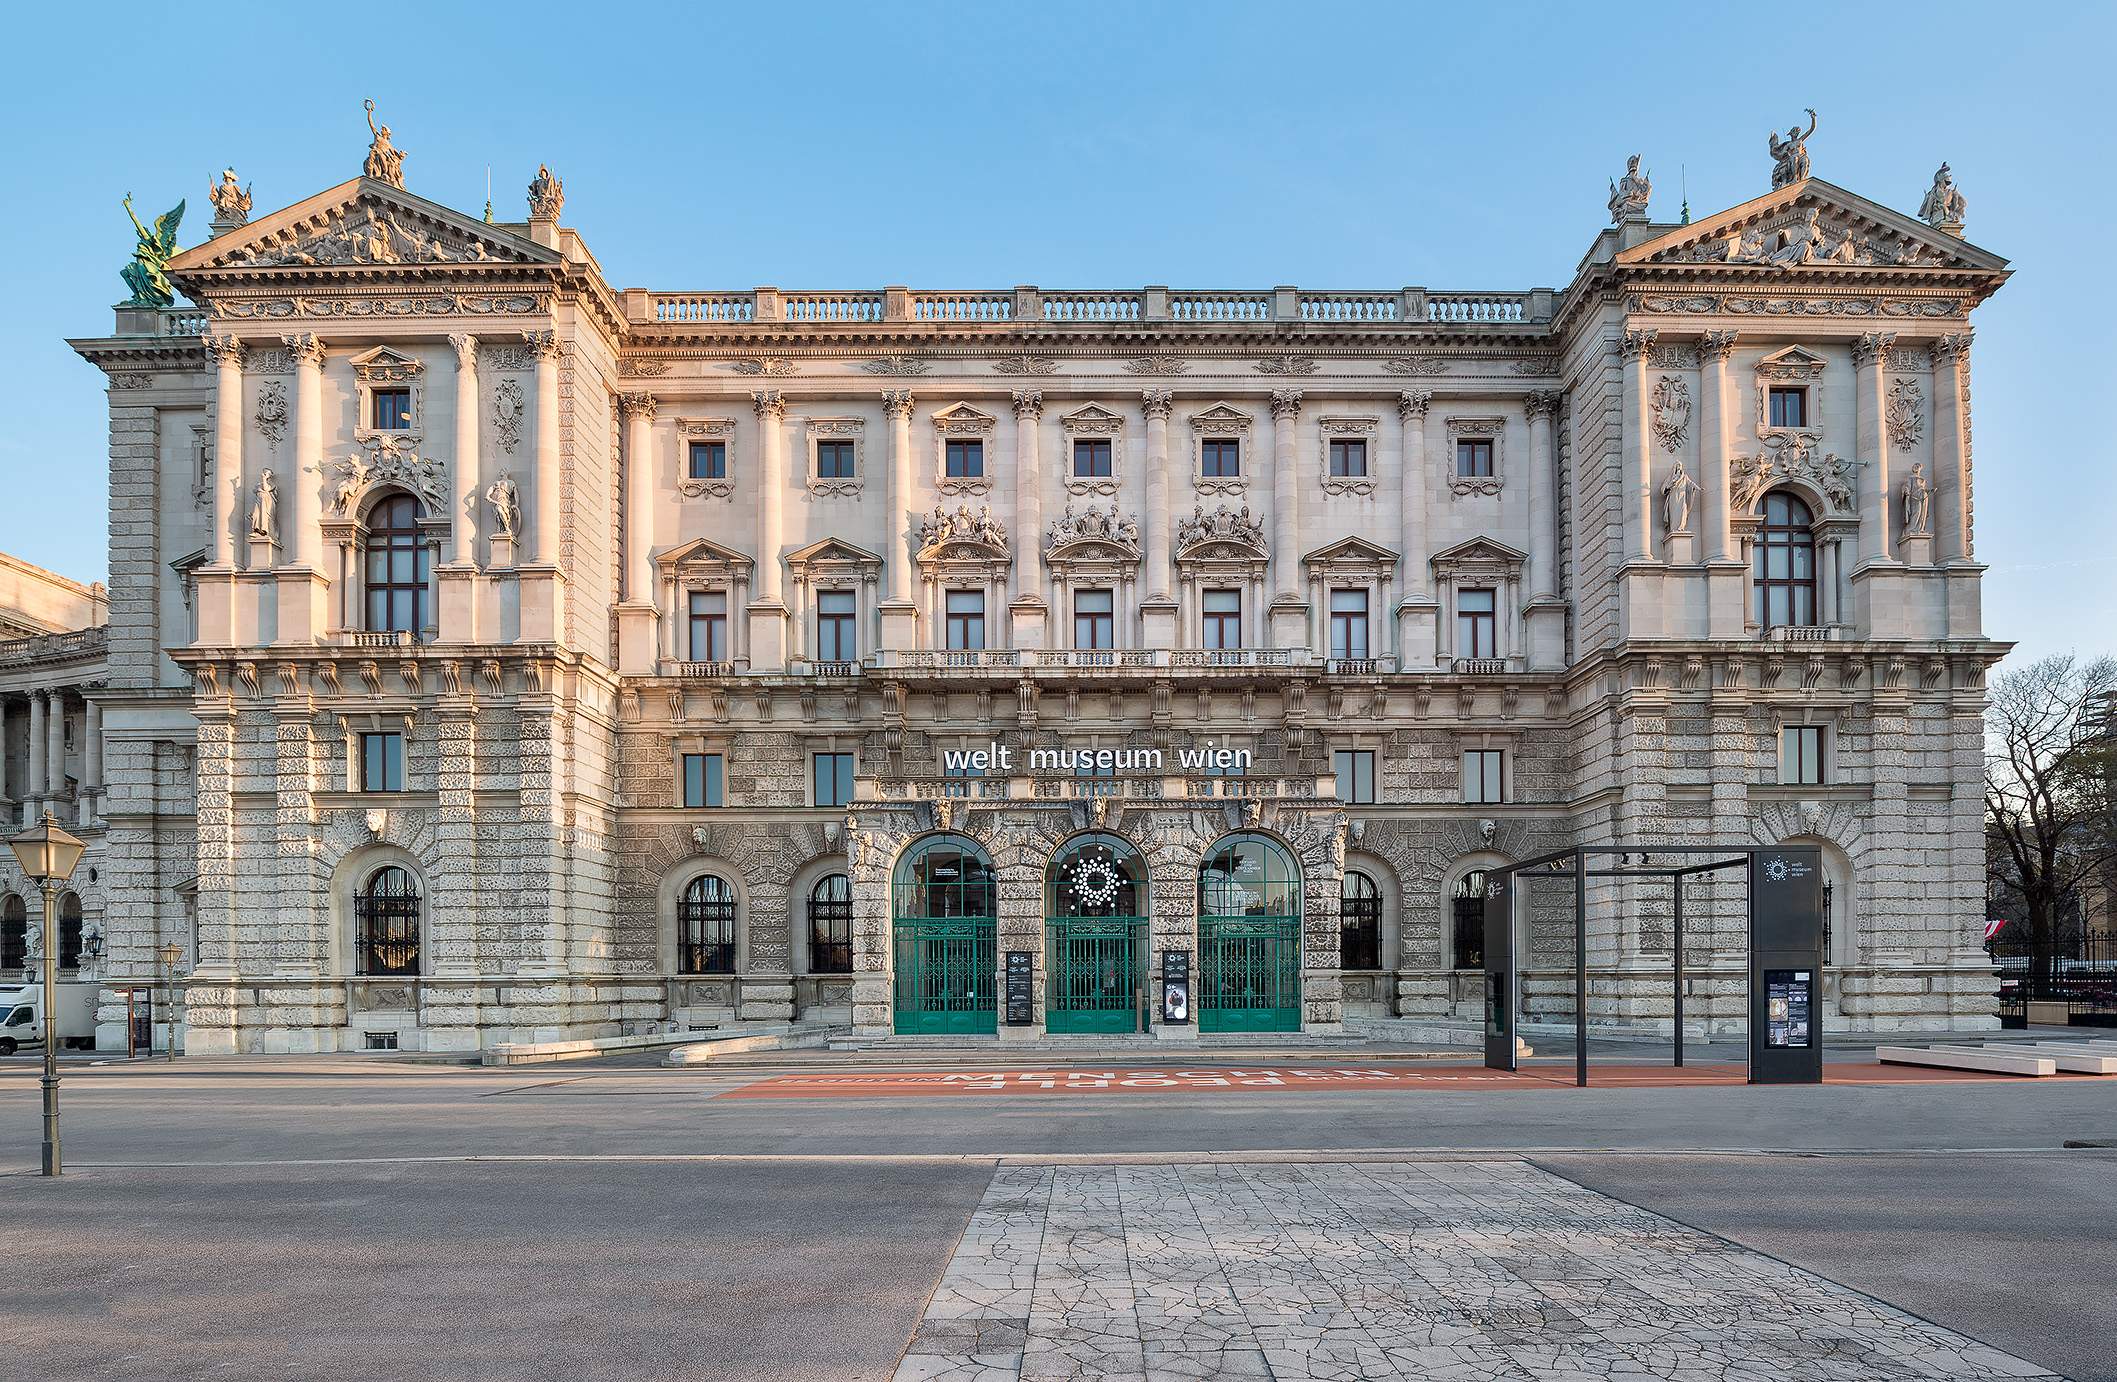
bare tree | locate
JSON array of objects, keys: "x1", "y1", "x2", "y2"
[{"x1": 1985, "y1": 654, "x2": 2117, "y2": 991}]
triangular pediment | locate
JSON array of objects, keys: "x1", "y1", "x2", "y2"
[
  {"x1": 1620, "y1": 178, "x2": 2007, "y2": 274},
  {"x1": 169, "y1": 177, "x2": 556, "y2": 273},
  {"x1": 1302, "y1": 535, "x2": 1399, "y2": 567},
  {"x1": 1187, "y1": 402, "x2": 1255, "y2": 432},
  {"x1": 1431, "y1": 536, "x2": 1528, "y2": 567},
  {"x1": 350, "y1": 344, "x2": 422, "y2": 372},
  {"x1": 1061, "y1": 403, "x2": 1125, "y2": 428},
  {"x1": 787, "y1": 537, "x2": 882, "y2": 567},
  {"x1": 656, "y1": 536, "x2": 753, "y2": 571},
  {"x1": 931, "y1": 401, "x2": 997, "y2": 427}
]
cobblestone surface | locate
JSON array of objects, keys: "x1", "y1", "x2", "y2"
[{"x1": 895, "y1": 1160, "x2": 2062, "y2": 1382}]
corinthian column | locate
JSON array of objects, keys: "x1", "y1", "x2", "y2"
[
  {"x1": 1269, "y1": 389, "x2": 1302, "y2": 600},
  {"x1": 1853, "y1": 330, "x2": 1897, "y2": 568},
  {"x1": 883, "y1": 390, "x2": 915, "y2": 604},
  {"x1": 78, "y1": 698, "x2": 100, "y2": 828},
  {"x1": 1142, "y1": 390, "x2": 1174, "y2": 597},
  {"x1": 446, "y1": 333, "x2": 480, "y2": 565},
  {"x1": 1697, "y1": 330, "x2": 1737, "y2": 562},
  {"x1": 619, "y1": 393, "x2": 658, "y2": 601},
  {"x1": 526, "y1": 329, "x2": 563, "y2": 565},
  {"x1": 1934, "y1": 331, "x2": 1973, "y2": 563},
  {"x1": 752, "y1": 391, "x2": 786, "y2": 603},
  {"x1": 1620, "y1": 329, "x2": 1657, "y2": 562},
  {"x1": 24, "y1": 691, "x2": 46, "y2": 816},
  {"x1": 1524, "y1": 391, "x2": 1560, "y2": 598},
  {"x1": 202, "y1": 333, "x2": 245, "y2": 568},
  {"x1": 1010, "y1": 390, "x2": 1046, "y2": 648}
]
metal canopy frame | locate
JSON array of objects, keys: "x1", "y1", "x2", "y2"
[{"x1": 1484, "y1": 845, "x2": 1820, "y2": 1088}]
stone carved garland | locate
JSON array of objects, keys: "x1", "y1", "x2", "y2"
[
  {"x1": 491, "y1": 377, "x2": 525, "y2": 453},
  {"x1": 1122, "y1": 354, "x2": 1188, "y2": 375},
  {"x1": 991, "y1": 355, "x2": 1058, "y2": 376},
  {"x1": 1383, "y1": 356, "x2": 1451, "y2": 375},
  {"x1": 675, "y1": 419, "x2": 736, "y2": 500},
  {"x1": 255, "y1": 379, "x2": 289, "y2": 446},
  {"x1": 1886, "y1": 378, "x2": 1925, "y2": 448},
  {"x1": 1318, "y1": 417, "x2": 1379, "y2": 497},
  {"x1": 725, "y1": 358, "x2": 797, "y2": 376},
  {"x1": 1650, "y1": 376, "x2": 1691, "y2": 454}
]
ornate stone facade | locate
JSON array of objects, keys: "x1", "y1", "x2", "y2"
[{"x1": 62, "y1": 142, "x2": 2011, "y2": 1051}]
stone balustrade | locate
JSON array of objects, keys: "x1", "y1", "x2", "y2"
[{"x1": 634, "y1": 284, "x2": 1556, "y2": 327}]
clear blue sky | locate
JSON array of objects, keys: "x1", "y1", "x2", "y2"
[{"x1": 4, "y1": 1, "x2": 2108, "y2": 667}]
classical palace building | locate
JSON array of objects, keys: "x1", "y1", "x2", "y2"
[{"x1": 64, "y1": 125, "x2": 2008, "y2": 1052}]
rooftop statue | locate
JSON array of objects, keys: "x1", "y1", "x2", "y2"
[
  {"x1": 527, "y1": 164, "x2": 565, "y2": 221},
  {"x1": 1768, "y1": 109, "x2": 1817, "y2": 189},
  {"x1": 1919, "y1": 163, "x2": 1967, "y2": 229},
  {"x1": 363, "y1": 99, "x2": 406, "y2": 189},
  {"x1": 120, "y1": 194, "x2": 184, "y2": 307},
  {"x1": 1607, "y1": 154, "x2": 1651, "y2": 222},
  {"x1": 208, "y1": 168, "x2": 252, "y2": 227}
]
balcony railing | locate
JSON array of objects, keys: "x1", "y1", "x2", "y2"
[
  {"x1": 1453, "y1": 657, "x2": 1508, "y2": 675},
  {"x1": 672, "y1": 660, "x2": 737, "y2": 679},
  {"x1": 900, "y1": 649, "x2": 1024, "y2": 670},
  {"x1": 1032, "y1": 649, "x2": 1158, "y2": 670},
  {"x1": 1324, "y1": 657, "x2": 1393, "y2": 675},
  {"x1": 0, "y1": 626, "x2": 107, "y2": 667},
  {"x1": 628, "y1": 284, "x2": 1553, "y2": 327},
  {"x1": 1767, "y1": 624, "x2": 1842, "y2": 643},
  {"x1": 346, "y1": 630, "x2": 413, "y2": 649},
  {"x1": 1167, "y1": 649, "x2": 1295, "y2": 669},
  {"x1": 807, "y1": 660, "x2": 861, "y2": 678}
]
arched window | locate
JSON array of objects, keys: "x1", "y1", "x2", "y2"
[
  {"x1": 679, "y1": 875, "x2": 738, "y2": 974},
  {"x1": 57, "y1": 892, "x2": 82, "y2": 971},
  {"x1": 893, "y1": 836, "x2": 996, "y2": 919},
  {"x1": 355, "y1": 866, "x2": 421, "y2": 976},
  {"x1": 1047, "y1": 834, "x2": 1144, "y2": 919},
  {"x1": 1198, "y1": 834, "x2": 1301, "y2": 920},
  {"x1": 808, "y1": 874, "x2": 852, "y2": 974},
  {"x1": 1753, "y1": 491, "x2": 1817, "y2": 630},
  {"x1": 1340, "y1": 871, "x2": 1381, "y2": 971},
  {"x1": 363, "y1": 493, "x2": 429, "y2": 635},
  {"x1": 1451, "y1": 871, "x2": 1488, "y2": 970},
  {"x1": 1, "y1": 895, "x2": 24, "y2": 971}
]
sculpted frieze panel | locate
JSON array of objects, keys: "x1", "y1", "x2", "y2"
[
  {"x1": 211, "y1": 293, "x2": 547, "y2": 320},
  {"x1": 217, "y1": 204, "x2": 520, "y2": 268}
]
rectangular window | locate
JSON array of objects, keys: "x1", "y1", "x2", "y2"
[
  {"x1": 812, "y1": 751, "x2": 855, "y2": 807},
  {"x1": 1780, "y1": 725, "x2": 1825, "y2": 785},
  {"x1": 1333, "y1": 749, "x2": 1376, "y2": 805},
  {"x1": 360, "y1": 732, "x2": 404, "y2": 792},
  {"x1": 687, "y1": 590, "x2": 727, "y2": 663},
  {"x1": 1456, "y1": 437, "x2": 1494, "y2": 478},
  {"x1": 687, "y1": 440, "x2": 726, "y2": 480},
  {"x1": 944, "y1": 589, "x2": 986, "y2": 651},
  {"x1": 1202, "y1": 588, "x2": 1242, "y2": 650},
  {"x1": 1329, "y1": 438, "x2": 1368, "y2": 477},
  {"x1": 1457, "y1": 587, "x2": 1498, "y2": 659},
  {"x1": 372, "y1": 387, "x2": 412, "y2": 431},
  {"x1": 816, "y1": 438, "x2": 856, "y2": 479},
  {"x1": 944, "y1": 438, "x2": 984, "y2": 479},
  {"x1": 681, "y1": 752, "x2": 725, "y2": 808},
  {"x1": 1200, "y1": 438, "x2": 1241, "y2": 478},
  {"x1": 1072, "y1": 438, "x2": 1112, "y2": 478},
  {"x1": 1073, "y1": 588, "x2": 1115, "y2": 649},
  {"x1": 1328, "y1": 588, "x2": 1370, "y2": 661},
  {"x1": 943, "y1": 754, "x2": 984, "y2": 798},
  {"x1": 816, "y1": 591, "x2": 857, "y2": 662},
  {"x1": 1462, "y1": 749, "x2": 1504, "y2": 804},
  {"x1": 1768, "y1": 387, "x2": 1808, "y2": 429}
]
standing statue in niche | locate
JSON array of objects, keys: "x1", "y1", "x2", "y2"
[
  {"x1": 1660, "y1": 458, "x2": 1699, "y2": 536},
  {"x1": 1607, "y1": 154, "x2": 1652, "y2": 222},
  {"x1": 249, "y1": 468, "x2": 279, "y2": 542},
  {"x1": 485, "y1": 474, "x2": 522, "y2": 539},
  {"x1": 1769, "y1": 109, "x2": 1817, "y2": 188},
  {"x1": 1919, "y1": 163, "x2": 1967, "y2": 229},
  {"x1": 1900, "y1": 461, "x2": 1933, "y2": 537},
  {"x1": 119, "y1": 194, "x2": 185, "y2": 307},
  {"x1": 362, "y1": 99, "x2": 406, "y2": 189}
]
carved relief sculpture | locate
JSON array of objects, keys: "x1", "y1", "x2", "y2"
[
  {"x1": 255, "y1": 379, "x2": 289, "y2": 446},
  {"x1": 1919, "y1": 163, "x2": 1967, "y2": 229},
  {"x1": 1175, "y1": 503, "x2": 1268, "y2": 554},
  {"x1": 1730, "y1": 433, "x2": 1857, "y2": 516},
  {"x1": 917, "y1": 503, "x2": 1010, "y2": 555},
  {"x1": 1900, "y1": 461, "x2": 1933, "y2": 538},
  {"x1": 1886, "y1": 378, "x2": 1924, "y2": 448},
  {"x1": 120, "y1": 194, "x2": 184, "y2": 307},
  {"x1": 249, "y1": 469, "x2": 279, "y2": 543},
  {"x1": 526, "y1": 165, "x2": 564, "y2": 221},
  {"x1": 1660, "y1": 458, "x2": 1698, "y2": 536},
  {"x1": 208, "y1": 168, "x2": 252, "y2": 228},
  {"x1": 331, "y1": 435, "x2": 446, "y2": 516},
  {"x1": 485, "y1": 474, "x2": 521, "y2": 539},
  {"x1": 1768, "y1": 109, "x2": 1816, "y2": 188},
  {"x1": 491, "y1": 377, "x2": 525, "y2": 453},
  {"x1": 1607, "y1": 153, "x2": 1651, "y2": 222},
  {"x1": 362, "y1": 100, "x2": 406, "y2": 189},
  {"x1": 1045, "y1": 504, "x2": 1141, "y2": 556},
  {"x1": 1650, "y1": 376, "x2": 1690, "y2": 453}
]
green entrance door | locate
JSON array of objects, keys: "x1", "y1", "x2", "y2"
[
  {"x1": 892, "y1": 835, "x2": 999, "y2": 1036},
  {"x1": 1046, "y1": 917, "x2": 1145, "y2": 1033},
  {"x1": 1197, "y1": 834, "x2": 1304, "y2": 1034},
  {"x1": 893, "y1": 917, "x2": 997, "y2": 1035},
  {"x1": 1045, "y1": 833, "x2": 1149, "y2": 1034}
]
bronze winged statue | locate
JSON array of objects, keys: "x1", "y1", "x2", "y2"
[{"x1": 120, "y1": 194, "x2": 185, "y2": 307}]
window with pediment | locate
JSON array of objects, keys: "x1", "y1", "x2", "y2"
[
  {"x1": 786, "y1": 539, "x2": 882, "y2": 667},
  {"x1": 656, "y1": 537, "x2": 755, "y2": 670},
  {"x1": 915, "y1": 504, "x2": 1012, "y2": 652},
  {"x1": 1754, "y1": 346, "x2": 1827, "y2": 439},
  {"x1": 1430, "y1": 537, "x2": 1526, "y2": 668},
  {"x1": 806, "y1": 417, "x2": 865, "y2": 496},
  {"x1": 675, "y1": 418, "x2": 736, "y2": 500},
  {"x1": 1187, "y1": 403, "x2": 1254, "y2": 498},
  {"x1": 350, "y1": 346, "x2": 426, "y2": 444},
  {"x1": 1302, "y1": 537, "x2": 1399, "y2": 667},
  {"x1": 1445, "y1": 418, "x2": 1503, "y2": 497},
  {"x1": 1043, "y1": 503, "x2": 1141, "y2": 650},
  {"x1": 931, "y1": 402, "x2": 997, "y2": 497},
  {"x1": 1174, "y1": 503, "x2": 1269, "y2": 652},
  {"x1": 1060, "y1": 403, "x2": 1125, "y2": 497},
  {"x1": 1319, "y1": 417, "x2": 1379, "y2": 497}
]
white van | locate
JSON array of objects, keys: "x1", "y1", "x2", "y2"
[{"x1": 0, "y1": 983, "x2": 97, "y2": 1055}]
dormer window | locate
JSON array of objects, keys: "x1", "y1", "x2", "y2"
[
  {"x1": 372, "y1": 388, "x2": 412, "y2": 431},
  {"x1": 1768, "y1": 387, "x2": 1808, "y2": 429}
]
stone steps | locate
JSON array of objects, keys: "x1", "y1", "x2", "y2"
[{"x1": 1877, "y1": 1044, "x2": 2057, "y2": 1076}]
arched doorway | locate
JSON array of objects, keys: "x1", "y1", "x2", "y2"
[
  {"x1": 1197, "y1": 833, "x2": 1303, "y2": 1033},
  {"x1": 892, "y1": 835, "x2": 997, "y2": 1035},
  {"x1": 1045, "y1": 833, "x2": 1147, "y2": 1034}
]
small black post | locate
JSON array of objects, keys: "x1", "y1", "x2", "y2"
[
  {"x1": 1574, "y1": 849, "x2": 1588, "y2": 1089},
  {"x1": 1672, "y1": 874, "x2": 1685, "y2": 1069}
]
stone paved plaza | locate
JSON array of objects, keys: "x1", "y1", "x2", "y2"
[{"x1": 898, "y1": 1160, "x2": 2060, "y2": 1382}]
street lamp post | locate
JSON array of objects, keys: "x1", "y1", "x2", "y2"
[
  {"x1": 10, "y1": 810, "x2": 88, "y2": 1177},
  {"x1": 157, "y1": 941, "x2": 183, "y2": 1062}
]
